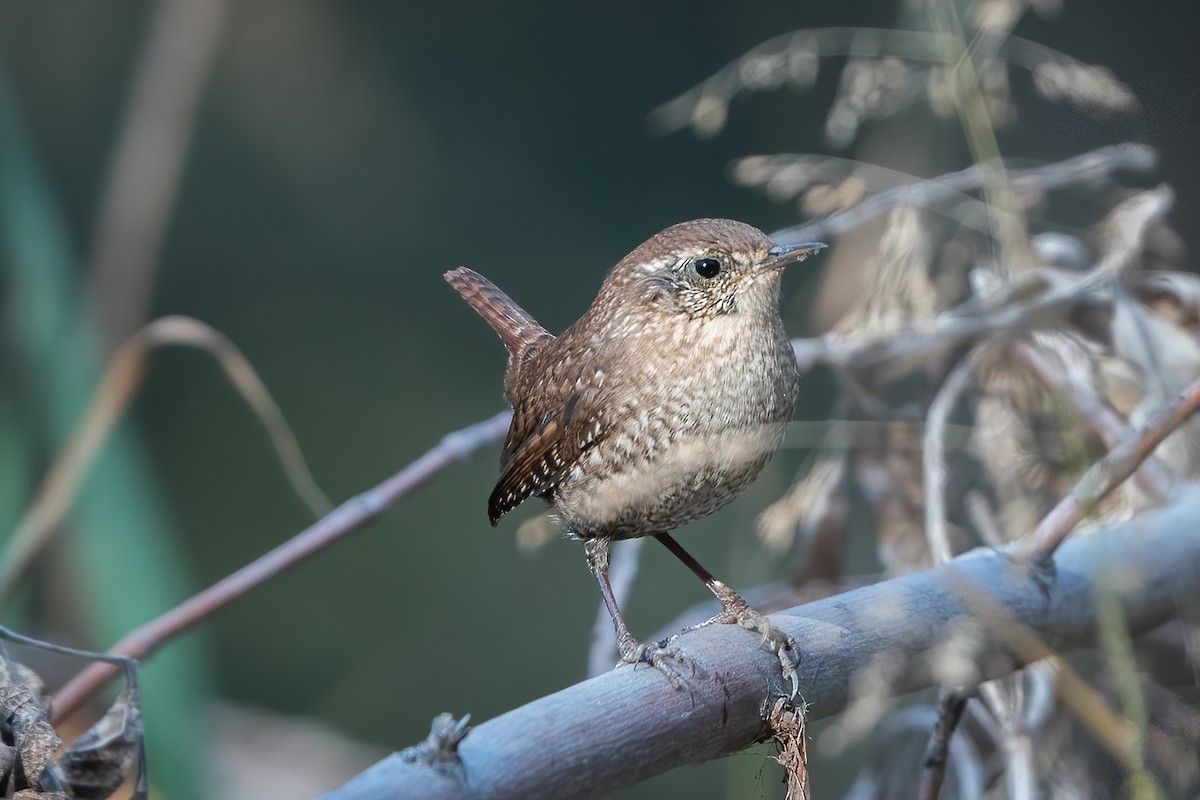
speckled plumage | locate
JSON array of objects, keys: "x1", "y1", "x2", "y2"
[
  {"x1": 449, "y1": 219, "x2": 810, "y2": 538},
  {"x1": 446, "y1": 218, "x2": 824, "y2": 690}
]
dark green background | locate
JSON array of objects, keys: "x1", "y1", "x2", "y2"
[{"x1": 1, "y1": 1, "x2": 1196, "y2": 798}]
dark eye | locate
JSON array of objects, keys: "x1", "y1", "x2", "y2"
[{"x1": 694, "y1": 257, "x2": 722, "y2": 278}]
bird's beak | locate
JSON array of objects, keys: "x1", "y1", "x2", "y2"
[{"x1": 759, "y1": 241, "x2": 827, "y2": 272}]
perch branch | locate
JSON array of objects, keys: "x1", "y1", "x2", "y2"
[
  {"x1": 49, "y1": 411, "x2": 511, "y2": 723},
  {"x1": 319, "y1": 488, "x2": 1200, "y2": 800}
]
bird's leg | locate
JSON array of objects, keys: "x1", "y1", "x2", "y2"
[
  {"x1": 653, "y1": 533, "x2": 800, "y2": 697},
  {"x1": 584, "y1": 537, "x2": 688, "y2": 687}
]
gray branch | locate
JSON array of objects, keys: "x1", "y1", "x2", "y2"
[{"x1": 319, "y1": 487, "x2": 1200, "y2": 800}]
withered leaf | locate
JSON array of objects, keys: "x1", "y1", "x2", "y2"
[
  {"x1": 57, "y1": 681, "x2": 146, "y2": 800},
  {"x1": 0, "y1": 653, "x2": 62, "y2": 794},
  {"x1": 0, "y1": 629, "x2": 146, "y2": 800}
]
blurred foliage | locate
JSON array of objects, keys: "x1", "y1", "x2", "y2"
[
  {"x1": 0, "y1": 75, "x2": 203, "y2": 799},
  {"x1": 0, "y1": 1, "x2": 1197, "y2": 798}
]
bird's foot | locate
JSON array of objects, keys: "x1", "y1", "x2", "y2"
[
  {"x1": 707, "y1": 592, "x2": 801, "y2": 698},
  {"x1": 616, "y1": 635, "x2": 693, "y2": 690}
]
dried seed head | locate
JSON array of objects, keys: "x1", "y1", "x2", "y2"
[{"x1": 1033, "y1": 62, "x2": 1137, "y2": 112}]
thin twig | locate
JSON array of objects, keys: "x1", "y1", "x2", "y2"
[
  {"x1": 965, "y1": 490, "x2": 1004, "y2": 548},
  {"x1": 87, "y1": 0, "x2": 227, "y2": 349},
  {"x1": 770, "y1": 143, "x2": 1156, "y2": 246},
  {"x1": 49, "y1": 411, "x2": 511, "y2": 723},
  {"x1": 1089, "y1": 186, "x2": 1175, "y2": 283},
  {"x1": 946, "y1": 577, "x2": 1145, "y2": 771},
  {"x1": 979, "y1": 679, "x2": 1036, "y2": 800},
  {"x1": 923, "y1": 348, "x2": 982, "y2": 564},
  {"x1": 1016, "y1": 373, "x2": 1200, "y2": 561},
  {"x1": 0, "y1": 316, "x2": 333, "y2": 601},
  {"x1": 918, "y1": 688, "x2": 969, "y2": 800},
  {"x1": 791, "y1": 273, "x2": 1085, "y2": 379},
  {"x1": 0, "y1": 626, "x2": 139, "y2": 673},
  {"x1": 1012, "y1": 340, "x2": 1173, "y2": 503},
  {"x1": 791, "y1": 187, "x2": 1171, "y2": 384}
]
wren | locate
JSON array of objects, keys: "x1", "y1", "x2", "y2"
[{"x1": 445, "y1": 219, "x2": 825, "y2": 693}]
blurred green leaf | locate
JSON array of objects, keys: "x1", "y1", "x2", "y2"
[{"x1": 0, "y1": 73, "x2": 206, "y2": 800}]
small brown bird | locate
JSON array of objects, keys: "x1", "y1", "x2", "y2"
[{"x1": 446, "y1": 219, "x2": 824, "y2": 693}]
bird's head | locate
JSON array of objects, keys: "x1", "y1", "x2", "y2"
[{"x1": 598, "y1": 218, "x2": 825, "y2": 322}]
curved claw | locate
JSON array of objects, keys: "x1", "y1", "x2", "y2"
[
  {"x1": 714, "y1": 605, "x2": 802, "y2": 699},
  {"x1": 776, "y1": 637, "x2": 801, "y2": 699}
]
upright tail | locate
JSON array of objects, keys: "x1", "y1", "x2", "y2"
[{"x1": 444, "y1": 267, "x2": 551, "y2": 356}]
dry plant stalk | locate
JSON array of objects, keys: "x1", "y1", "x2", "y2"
[
  {"x1": 707, "y1": 15, "x2": 1182, "y2": 789},
  {"x1": 0, "y1": 316, "x2": 332, "y2": 601},
  {"x1": 652, "y1": 24, "x2": 1136, "y2": 146},
  {"x1": 768, "y1": 698, "x2": 811, "y2": 800}
]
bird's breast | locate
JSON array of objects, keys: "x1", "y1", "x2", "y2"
[{"x1": 552, "y1": 314, "x2": 798, "y2": 539}]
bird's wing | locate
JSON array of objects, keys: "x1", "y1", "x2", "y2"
[{"x1": 488, "y1": 372, "x2": 606, "y2": 524}]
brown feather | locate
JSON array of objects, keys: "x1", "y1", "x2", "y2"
[
  {"x1": 488, "y1": 384, "x2": 606, "y2": 524},
  {"x1": 444, "y1": 267, "x2": 551, "y2": 356}
]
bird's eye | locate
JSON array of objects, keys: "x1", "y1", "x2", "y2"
[{"x1": 693, "y1": 257, "x2": 722, "y2": 279}]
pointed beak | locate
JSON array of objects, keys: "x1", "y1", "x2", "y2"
[{"x1": 759, "y1": 241, "x2": 827, "y2": 272}]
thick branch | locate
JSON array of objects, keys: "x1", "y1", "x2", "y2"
[{"x1": 320, "y1": 489, "x2": 1200, "y2": 800}]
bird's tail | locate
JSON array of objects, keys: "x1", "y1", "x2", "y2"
[{"x1": 444, "y1": 267, "x2": 551, "y2": 356}]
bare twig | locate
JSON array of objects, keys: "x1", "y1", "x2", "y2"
[
  {"x1": 769, "y1": 143, "x2": 1155, "y2": 246},
  {"x1": 924, "y1": 348, "x2": 982, "y2": 564},
  {"x1": 914, "y1": 323, "x2": 1180, "y2": 800},
  {"x1": 791, "y1": 188, "x2": 1171, "y2": 386},
  {"x1": 1012, "y1": 340, "x2": 1173, "y2": 503},
  {"x1": 0, "y1": 316, "x2": 333, "y2": 601},
  {"x1": 400, "y1": 713, "x2": 471, "y2": 776},
  {"x1": 965, "y1": 491, "x2": 1004, "y2": 548},
  {"x1": 978, "y1": 679, "x2": 1037, "y2": 800},
  {"x1": 791, "y1": 276, "x2": 1076, "y2": 381},
  {"x1": 1089, "y1": 185, "x2": 1174, "y2": 282},
  {"x1": 946, "y1": 572, "x2": 1141, "y2": 771},
  {"x1": 49, "y1": 411, "x2": 511, "y2": 723},
  {"x1": 0, "y1": 626, "x2": 140, "y2": 674},
  {"x1": 87, "y1": 0, "x2": 227, "y2": 349},
  {"x1": 320, "y1": 490, "x2": 1200, "y2": 800},
  {"x1": 918, "y1": 688, "x2": 969, "y2": 800},
  {"x1": 1016, "y1": 373, "x2": 1200, "y2": 561}
]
